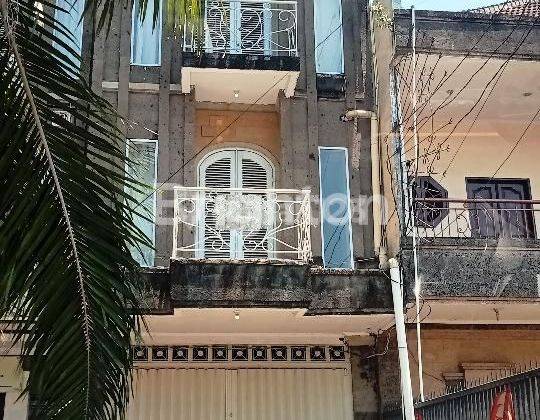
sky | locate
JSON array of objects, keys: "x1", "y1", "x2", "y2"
[{"x1": 398, "y1": 0, "x2": 502, "y2": 11}]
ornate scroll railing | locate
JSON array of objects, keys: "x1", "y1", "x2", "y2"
[
  {"x1": 183, "y1": 0, "x2": 298, "y2": 56},
  {"x1": 408, "y1": 198, "x2": 540, "y2": 240},
  {"x1": 173, "y1": 187, "x2": 311, "y2": 261}
]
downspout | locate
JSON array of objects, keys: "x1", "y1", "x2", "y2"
[{"x1": 389, "y1": 258, "x2": 415, "y2": 420}]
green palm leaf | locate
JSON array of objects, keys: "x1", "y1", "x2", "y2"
[{"x1": 0, "y1": 0, "x2": 157, "y2": 418}]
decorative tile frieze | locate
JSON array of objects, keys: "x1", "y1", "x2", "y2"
[
  {"x1": 291, "y1": 346, "x2": 306, "y2": 361},
  {"x1": 270, "y1": 346, "x2": 288, "y2": 361},
  {"x1": 251, "y1": 346, "x2": 268, "y2": 361},
  {"x1": 310, "y1": 346, "x2": 326, "y2": 361},
  {"x1": 212, "y1": 346, "x2": 228, "y2": 361},
  {"x1": 133, "y1": 346, "x2": 148, "y2": 362},
  {"x1": 329, "y1": 346, "x2": 346, "y2": 361},
  {"x1": 232, "y1": 346, "x2": 249, "y2": 361},
  {"x1": 152, "y1": 346, "x2": 168, "y2": 361},
  {"x1": 192, "y1": 346, "x2": 209, "y2": 361},
  {"x1": 132, "y1": 345, "x2": 347, "y2": 364},
  {"x1": 172, "y1": 346, "x2": 188, "y2": 361}
]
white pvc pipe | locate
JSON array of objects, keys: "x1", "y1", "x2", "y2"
[
  {"x1": 389, "y1": 258, "x2": 416, "y2": 420},
  {"x1": 410, "y1": 6, "x2": 425, "y2": 402},
  {"x1": 344, "y1": 109, "x2": 375, "y2": 120}
]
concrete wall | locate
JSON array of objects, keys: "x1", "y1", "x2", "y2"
[
  {"x1": 407, "y1": 327, "x2": 540, "y2": 397},
  {"x1": 401, "y1": 239, "x2": 540, "y2": 300},
  {"x1": 377, "y1": 327, "x2": 540, "y2": 409},
  {"x1": 351, "y1": 347, "x2": 380, "y2": 420},
  {"x1": 195, "y1": 108, "x2": 281, "y2": 164},
  {"x1": 84, "y1": 0, "x2": 377, "y2": 266},
  {"x1": 371, "y1": 0, "x2": 402, "y2": 259},
  {"x1": 394, "y1": 9, "x2": 540, "y2": 61}
]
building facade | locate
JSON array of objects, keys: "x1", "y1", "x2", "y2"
[
  {"x1": 3, "y1": 0, "x2": 540, "y2": 419},
  {"x1": 0, "y1": 0, "x2": 398, "y2": 419},
  {"x1": 373, "y1": 1, "x2": 540, "y2": 415}
]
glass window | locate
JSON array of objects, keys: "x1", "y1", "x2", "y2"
[
  {"x1": 319, "y1": 147, "x2": 353, "y2": 269},
  {"x1": 131, "y1": 0, "x2": 162, "y2": 65},
  {"x1": 126, "y1": 140, "x2": 158, "y2": 266},
  {"x1": 54, "y1": 0, "x2": 84, "y2": 66},
  {"x1": 313, "y1": 0, "x2": 344, "y2": 74}
]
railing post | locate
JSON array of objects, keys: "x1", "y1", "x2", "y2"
[
  {"x1": 306, "y1": 190, "x2": 312, "y2": 261},
  {"x1": 172, "y1": 187, "x2": 179, "y2": 260}
]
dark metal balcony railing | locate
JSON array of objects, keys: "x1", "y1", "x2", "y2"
[
  {"x1": 183, "y1": 0, "x2": 298, "y2": 56},
  {"x1": 384, "y1": 366, "x2": 540, "y2": 420},
  {"x1": 410, "y1": 198, "x2": 540, "y2": 240}
]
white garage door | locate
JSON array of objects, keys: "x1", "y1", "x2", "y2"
[{"x1": 127, "y1": 368, "x2": 353, "y2": 420}]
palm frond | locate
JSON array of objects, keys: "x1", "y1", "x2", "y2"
[
  {"x1": 0, "y1": 0, "x2": 148, "y2": 418},
  {"x1": 95, "y1": 0, "x2": 204, "y2": 32}
]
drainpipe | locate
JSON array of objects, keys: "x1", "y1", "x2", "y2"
[
  {"x1": 370, "y1": 114, "x2": 388, "y2": 268},
  {"x1": 340, "y1": 109, "x2": 387, "y2": 268},
  {"x1": 389, "y1": 258, "x2": 415, "y2": 420}
]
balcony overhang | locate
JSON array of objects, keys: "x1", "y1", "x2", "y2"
[
  {"x1": 140, "y1": 260, "x2": 394, "y2": 316},
  {"x1": 139, "y1": 307, "x2": 393, "y2": 346},
  {"x1": 181, "y1": 52, "x2": 300, "y2": 104}
]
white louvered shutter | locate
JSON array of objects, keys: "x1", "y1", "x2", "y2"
[
  {"x1": 199, "y1": 149, "x2": 274, "y2": 259},
  {"x1": 199, "y1": 151, "x2": 235, "y2": 258},
  {"x1": 238, "y1": 150, "x2": 274, "y2": 258}
]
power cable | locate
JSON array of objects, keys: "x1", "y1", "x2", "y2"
[
  {"x1": 490, "y1": 105, "x2": 540, "y2": 179},
  {"x1": 133, "y1": 72, "x2": 291, "y2": 210},
  {"x1": 440, "y1": 60, "x2": 510, "y2": 177},
  {"x1": 395, "y1": 1, "x2": 535, "y2": 153},
  {"x1": 132, "y1": 17, "x2": 348, "y2": 210}
]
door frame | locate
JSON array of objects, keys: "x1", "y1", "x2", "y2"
[
  {"x1": 465, "y1": 177, "x2": 536, "y2": 239},
  {"x1": 197, "y1": 148, "x2": 276, "y2": 258}
]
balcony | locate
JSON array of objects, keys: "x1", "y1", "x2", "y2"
[
  {"x1": 410, "y1": 198, "x2": 540, "y2": 241},
  {"x1": 401, "y1": 198, "x2": 540, "y2": 300},
  {"x1": 181, "y1": 0, "x2": 300, "y2": 104},
  {"x1": 172, "y1": 187, "x2": 311, "y2": 262}
]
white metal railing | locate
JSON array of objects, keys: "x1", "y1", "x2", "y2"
[
  {"x1": 173, "y1": 187, "x2": 311, "y2": 261},
  {"x1": 409, "y1": 198, "x2": 540, "y2": 240},
  {"x1": 183, "y1": 0, "x2": 298, "y2": 56}
]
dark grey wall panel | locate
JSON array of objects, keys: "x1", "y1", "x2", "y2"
[
  {"x1": 394, "y1": 9, "x2": 540, "y2": 60},
  {"x1": 126, "y1": 93, "x2": 159, "y2": 138},
  {"x1": 401, "y1": 238, "x2": 540, "y2": 300}
]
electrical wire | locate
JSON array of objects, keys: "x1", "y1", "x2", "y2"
[
  {"x1": 132, "y1": 72, "x2": 292, "y2": 209},
  {"x1": 490, "y1": 105, "x2": 540, "y2": 179},
  {"x1": 131, "y1": 16, "x2": 350, "y2": 210}
]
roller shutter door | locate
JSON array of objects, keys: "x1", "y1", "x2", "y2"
[{"x1": 127, "y1": 368, "x2": 353, "y2": 420}]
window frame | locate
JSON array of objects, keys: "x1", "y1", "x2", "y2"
[
  {"x1": 318, "y1": 146, "x2": 354, "y2": 269},
  {"x1": 125, "y1": 138, "x2": 159, "y2": 267},
  {"x1": 197, "y1": 148, "x2": 276, "y2": 259},
  {"x1": 53, "y1": 0, "x2": 84, "y2": 65},
  {"x1": 465, "y1": 177, "x2": 536, "y2": 239},
  {"x1": 412, "y1": 175, "x2": 449, "y2": 229},
  {"x1": 313, "y1": 0, "x2": 345, "y2": 75},
  {"x1": 131, "y1": 0, "x2": 163, "y2": 66}
]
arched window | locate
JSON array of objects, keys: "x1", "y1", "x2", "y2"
[{"x1": 197, "y1": 148, "x2": 275, "y2": 259}]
